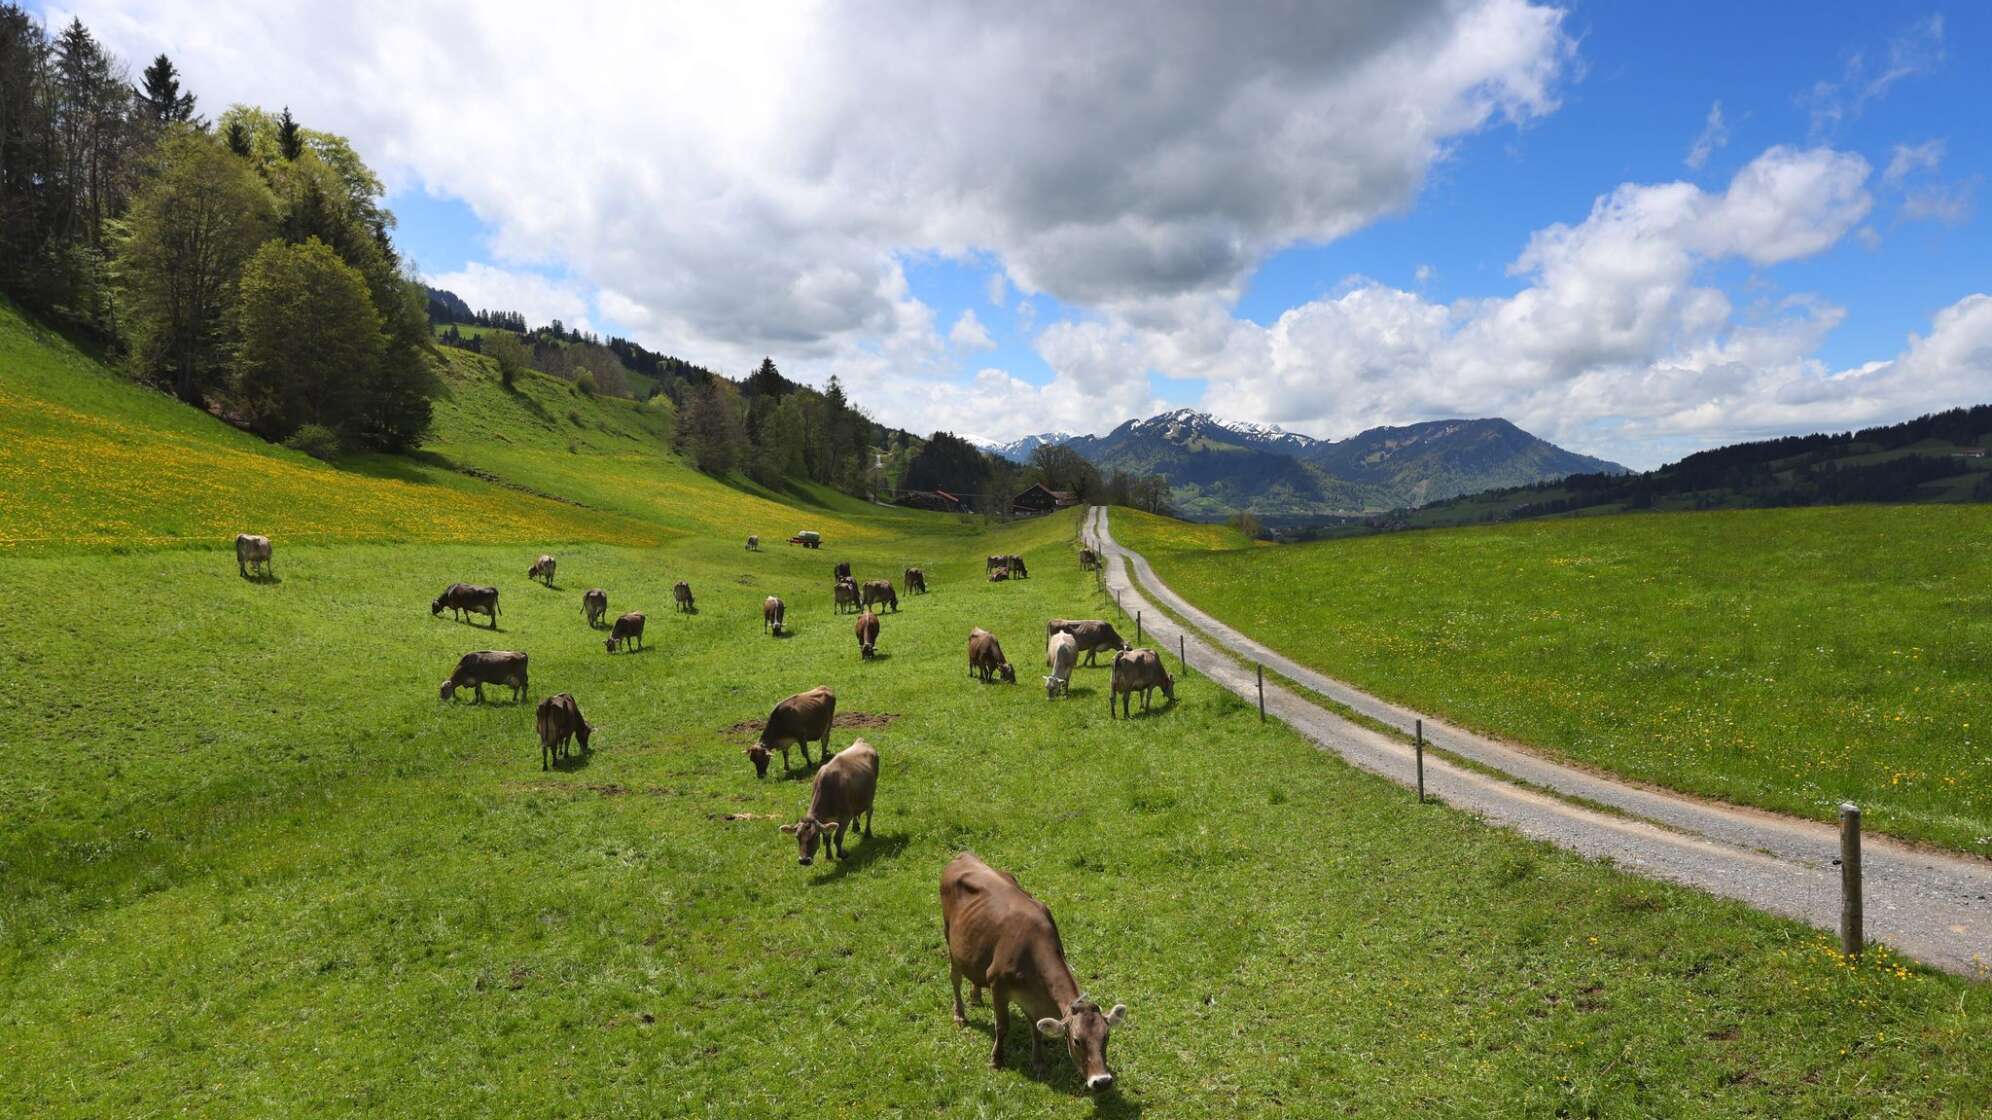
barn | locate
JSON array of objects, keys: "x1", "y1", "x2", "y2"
[{"x1": 1010, "y1": 483, "x2": 1078, "y2": 516}]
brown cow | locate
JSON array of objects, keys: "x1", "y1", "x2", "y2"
[
  {"x1": 433, "y1": 583, "x2": 500, "y2": 628},
  {"x1": 1006, "y1": 554, "x2": 1029, "y2": 579},
  {"x1": 862, "y1": 579, "x2": 898, "y2": 613},
  {"x1": 582, "y1": 588, "x2": 609, "y2": 628},
  {"x1": 604, "y1": 611, "x2": 645, "y2": 653},
  {"x1": 834, "y1": 561, "x2": 852, "y2": 580},
  {"x1": 234, "y1": 533, "x2": 273, "y2": 578},
  {"x1": 988, "y1": 566, "x2": 1009, "y2": 583},
  {"x1": 854, "y1": 610, "x2": 880, "y2": 659},
  {"x1": 764, "y1": 595, "x2": 787, "y2": 635},
  {"x1": 673, "y1": 580, "x2": 695, "y2": 613},
  {"x1": 1046, "y1": 619, "x2": 1130, "y2": 666},
  {"x1": 904, "y1": 567, "x2": 927, "y2": 595},
  {"x1": 535, "y1": 692, "x2": 593, "y2": 770},
  {"x1": 440, "y1": 650, "x2": 528, "y2": 703},
  {"x1": 779, "y1": 739, "x2": 877, "y2": 865},
  {"x1": 985, "y1": 555, "x2": 1006, "y2": 572},
  {"x1": 968, "y1": 627, "x2": 1016, "y2": 684},
  {"x1": 1108, "y1": 648, "x2": 1174, "y2": 718},
  {"x1": 940, "y1": 852, "x2": 1127, "y2": 1088},
  {"x1": 746, "y1": 685, "x2": 835, "y2": 778},
  {"x1": 834, "y1": 578, "x2": 861, "y2": 614},
  {"x1": 528, "y1": 554, "x2": 557, "y2": 587}
]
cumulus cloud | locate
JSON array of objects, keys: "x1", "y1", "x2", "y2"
[
  {"x1": 948, "y1": 309, "x2": 995, "y2": 351},
  {"x1": 422, "y1": 262, "x2": 594, "y2": 334},
  {"x1": 1685, "y1": 101, "x2": 1727, "y2": 169}
]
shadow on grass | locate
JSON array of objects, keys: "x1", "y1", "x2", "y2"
[
  {"x1": 332, "y1": 450, "x2": 453, "y2": 485},
  {"x1": 805, "y1": 831, "x2": 906, "y2": 883},
  {"x1": 1111, "y1": 699, "x2": 1177, "y2": 721},
  {"x1": 770, "y1": 629, "x2": 798, "y2": 640},
  {"x1": 436, "y1": 615, "x2": 503, "y2": 633},
  {"x1": 859, "y1": 651, "x2": 893, "y2": 663},
  {"x1": 239, "y1": 570, "x2": 282, "y2": 585},
  {"x1": 606, "y1": 644, "x2": 653, "y2": 656},
  {"x1": 956, "y1": 1020, "x2": 1147, "y2": 1112},
  {"x1": 547, "y1": 748, "x2": 594, "y2": 773}
]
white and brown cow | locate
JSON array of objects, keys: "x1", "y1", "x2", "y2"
[
  {"x1": 528, "y1": 554, "x2": 557, "y2": 587},
  {"x1": 673, "y1": 580, "x2": 695, "y2": 613},
  {"x1": 1046, "y1": 619, "x2": 1130, "y2": 666},
  {"x1": 968, "y1": 628, "x2": 1016, "y2": 684},
  {"x1": 582, "y1": 588, "x2": 609, "y2": 628},
  {"x1": 764, "y1": 595, "x2": 787, "y2": 635},
  {"x1": 234, "y1": 533, "x2": 273, "y2": 578},
  {"x1": 1044, "y1": 631, "x2": 1077, "y2": 699},
  {"x1": 854, "y1": 610, "x2": 880, "y2": 659}
]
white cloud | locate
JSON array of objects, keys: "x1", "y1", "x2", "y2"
[
  {"x1": 985, "y1": 272, "x2": 1007, "y2": 307},
  {"x1": 1883, "y1": 139, "x2": 1944, "y2": 185},
  {"x1": 422, "y1": 262, "x2": 594, "y2": 334},
  {"x1": 948, "y1": 309, "x2": 995, "y2": 351},
  {"x1": 1901, "y1": 181, "x2": 1976, "y2": 225},
  {"x1": 1801, "y1": 14, "x2": 1945, "y2": 137},
  {"x1": 1414, "y1": 263, "x2": 1435, "y2": 285},
  {"x1": 1685, "y1": 101, "x2": 1727, "y2": 169}
]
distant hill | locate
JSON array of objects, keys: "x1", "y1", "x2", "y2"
[
  {"x1": 970, "y1": 430, "x2": 1078, "y2": 462},
  {"x1": 1045, "y1": 408, "x2": 1622, "y2": 519}
]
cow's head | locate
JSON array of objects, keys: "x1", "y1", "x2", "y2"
[
  {"x1": 1036, "y1": 996, "x2": 1126, "y2": 1093},
  {"x1": 779, "y1": 816, "x2": 835, "y2": 865},
  {"x1": 431, "y1": 597, "x2": 445, "y2": 615},
  {"x1": 745, "y1": 744, "x2": 772, "y2": 779},
  {"x1": 604, "y1": 636, "x2": 619, "y2": 654},
  {"x1": 575, "y1": 719, "x2": 594, "y2": 750},
  {"x1": 438, "y1": 679, "x2": 457, "y2": 701},
  {"x1": 1160, "y1": 672, "x2": 1176, "y2": 701},
  {"x1": 998, "y1": 662, "x2": 1017, "y2": 684},
  {"x1": 1043, "y1": 675, "x2": 1061, "y2": 700}
]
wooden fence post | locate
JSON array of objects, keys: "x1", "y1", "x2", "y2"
[
  {"x1": 1136, "y1": 610, "x2": 1142, "y2": 644},
  {"x1": 1178, "y1": 634, "x2": 1186, "y2": 674},
  {"x1": 1840, "y1": 803, "x2": 1863, "y2": 957},
  {"x1": 1415, "y1": 719, "x2": 1425, "y2": 804},
  {"x1": 1256, "y1": 664, "x2": 1265, "y2": 722}
]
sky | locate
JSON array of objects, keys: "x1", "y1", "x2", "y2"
[{"x1": 44, "y1": 1, "x2": 1992, "y2": 468}]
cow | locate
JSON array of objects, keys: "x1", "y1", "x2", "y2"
[
  {"x1": 1046, "y1": 620, "x2": 1130, "y2": 666},
  {"x1": 673, "y1": 580, "x2": 695, "y2": 613},
  {"x1": 582, "y1": 588, "x2": 609, "y2": 628},
  {"x1": 764, "y1": 595, "x2": 786, "y2": 635},
  {"x1": 432, "y1": 583, "x2": 500, "y2": 628},
  {"x1": 1078, "y1": 548, "x2": 1098, "y2": 571},
  {"x1": 940, "y1": 852, "x2": 1128, "y2": 1088},
  {"x1": 968, "y1": 627, "x2": 1016, "y2": 684},
  {"x1": 862, "y1": 579, "x2": 898, "y2": 613},
  {"x1": 234, "y1": 533, "x2": 273, "y2": 578},
  {"x1": 604, "y1": 611, "x2": 645, "y2": 653},
  {"x1": 1108, "y1": 648, "x2": 1174, "y2": 718},
  {"x1": 746, "y1": 534, "x2": 760, "y2": 551},
  {"x1": 535, "y1": 692, "x2": 593, "y2": 771},
  {"x1": 834, "y1": 561, "x2": 852, "y2": 580},
  {"x1": 528, "y1": 554, "x2": 557, "y2": 587},
  {"x1": 904, "y1": 567, "x2": 927, "y2": 595},
  {"x1": 1006, "y1": 555, "x2": 1030, "y2": 579},
  {"x1": 1044, "y1": 631, "x2": 1077, "y2": 699},
  {"x1": 854, "y1": 610, "x2": 879, "y2": 659},
  {"x1": 988, "y1": 566, "x2": 1009, "y2": 583},
  {"x1": 440, "y1": 650, "x2": 528, "y2": 704},
  {"x1": 986, "y1": 555, "x2": 1006, "y2": 572},
  {"x1": 779, "y1": 739, "x2": 877, "y2": 865},
  {"x1": 834, "y1": 578, "x2": 861, "y2": 614},
  {"x1": 746, "y1": 686, "x2": 835, "y2": 779}
]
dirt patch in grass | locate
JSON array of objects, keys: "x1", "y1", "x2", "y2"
[{"x1": 721, "y1": 711, "x2": 900, "y2": 737}]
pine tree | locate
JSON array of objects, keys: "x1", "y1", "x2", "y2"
[
  {"x1": 224, "y1": 120, "x2": 250, "y2": 156},
  {"x1": 137, "y1": 53, "x2": 197, "y2": 124},
  {"x1": 276, "y1": 105, "x2": 303, "y2": 160}
]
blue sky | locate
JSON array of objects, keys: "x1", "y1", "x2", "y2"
[{"x1": 56, "y1": 1, "x2": 1992, "y2": 466}]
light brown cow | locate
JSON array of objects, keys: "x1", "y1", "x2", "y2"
[
  {"x1": 746, "y1": 534, "x2": 759, "y2": 551},
  {"x1": 746, "y1": 685, "x2": 835, "y2": 779},
  {"x1": 779, "y1": 739, "x2": 877, "y2": 865},
  {"x1": 862, "y1": 579, "x2": 898, "y2": 613},
  {"x1": 234, "y1": 533, "x2": 273, "y2": 578},
  {"x1": 1044, "y1": 631, "x2": 1077, "y2": 699},
  {"x1": 604, "y1": 611, "x2": 645, "y2": 653},
  {"x1": 764, "y1": 595, "x2": 787, "y2": 635},
  {"x1": 535, "y1": 692, "x2": 593, "y2": 770},
  {"x1": 904, "y1": 567, "x2": 927, "y2": 595},
  {"x1": 940, "y1": 852, "x2": 1127, "y2": 1089},
  {"x1": 987, "y1": 566, "x2": 1009, "y2": 583},
  {"x1": 582, "y1": 588, "x2": 609, "y2": 628},
  {"x1": 673, "y1": 580, "x2": 695, "y2": 613},
  {"x1": 1046, "y1": 619, "x2": 1130, "y2": 666},
  {"x1": 834, "y1": 578, "x2": 861, "y2": 614},
  {"x1": 985, "y1": 554, "x2": 1006, "y2": 572},
  {"x1": 854, "y1": 610, "x2": 880, "y2": 659},
  {"x1": 528, "y1": 554, "x2": 557, "y2": 587},
  {"x1": 968, "y1": 627, "x2": 1016, "y2": 684},
  {"x1": 433, "y1": 583, "x2": 500, "y2": 628},
  {"x1": 440, "y1": 650, "x2": 528, "y2": 703},
  {"x1": 1006, "y1": 554, "x2": 1029, "y2": 579},
  {"x1": 1108, "y1": 648, "x2": 1174, "y2": 718}
]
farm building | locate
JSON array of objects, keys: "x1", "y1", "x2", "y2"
[
  {"x1": 898, "y1": 489, "x2": 968, "y2": 513},
  {"x1": 1011, "y1": 483, "x2": 1079, "y2": 516}
]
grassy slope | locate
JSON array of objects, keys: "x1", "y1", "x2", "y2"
[
  {"x1": 1, "y1": 318, "x2": 1988, "y2": 1116},
  {"x1": 1114, "y1": 505, "x2": 1992, "y2": 855}
]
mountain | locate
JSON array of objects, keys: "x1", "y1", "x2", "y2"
[
  {"x1": 972, "y1": 431, "x2": 1078, "y2": 462},
  {"x1": 1048, "y1": 409, "x2": 1624, "y2": 519}
]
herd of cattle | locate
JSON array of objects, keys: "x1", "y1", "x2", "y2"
[{"x1": 232, "y1": 528, "x2": 1160, "y2": 1090}]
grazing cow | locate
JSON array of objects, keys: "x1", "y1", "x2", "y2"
[
  {"x1": 1047, "y1": 620, "x2": 1130, "y2": 666},
  {"x1": 432, "y1": 582, "x2": 501, "y2": 628},
  {"x1": 1044, "y1": 631, "x2": 1077, "y2": 699},
  {"x1": 764, "y1": 595, "x2": 786, "y2": 635},
  {"x1": 986, "y1": 555, "x2": 1006, "y2": 572},
  {"x1": 968, "y1": 627, "x2": 1016, "y2": 684},
  {"x1": 940, "y1": 852, "x2": 1128, "y2": 1087},
  {"x1": 862, "y1": 579, "x2": 898, "y2": 613},
  {"x1": 1078, "y1": 548, "x2": 1098, "y2": 571},
  {"x1": 673, "y1": 580, "x2": 695, "y2": 613},
  {"x1": 582, "y1": 588, "x2": 609, "y2": 628},
  {"x1": 780, "y1": 739, "x2": 877, "y2": 865},
  {"x1": 234, "y1": 533, "x2": 273, "y2": 578},
  {"x1": 604, "y1": 611, "x2": 646, "y2": 653},
  {"x1": 440, "y1": 650, "x2": 528, "y2": 703},
  {"x1": 854, "y1": 610, "x2": 880, "y2": 659},
  {"x1": 746, "y1": 686, "x2": 835, "y2": 779},
  {"x1": 1108, "y1": 648, "x2": 1174, "y2": 718},
  {"x1": 988, "y1": 566, "x2": 1009, "y2": 583},
  {"x1": 528, "y1": 554, "x2": 557, "y2": 587},
  {"x1": 746, "y1": 534, "x2": 759, "y2": 551},
  {"x1": 535, "y1": 692, "x2": 593, "y2": 771},
  {"x1": 834, "y1": 577, "x2": 861, "y2": 614},
  {"x1": 834, "y1": 561, "x2": 852, "y2": 580},
  {"x1": 904, "y1": 567, "x2": 927, "y2": 595},
  {"x1": 1007, "y1": 555, "x2": 1029, "y2": 579}
]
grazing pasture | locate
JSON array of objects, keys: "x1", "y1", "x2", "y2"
[
  {"x1": 2, "y1": 314, "x2": 1987, "y2": 1116},
  {"x1": 1113, "y1": 503, "x2": 1992, "y2": 856}
]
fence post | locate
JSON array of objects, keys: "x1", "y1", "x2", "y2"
[
  {"x1": 1136, "y1": 610, "x2": 1142, "y2": 644},
  {"x1": 1840, "y1": 803, "x2": 1863, "y2": 958},
  {"x1": 1178, "y1": 633, "x2": 1186, "y2": 674},
  {"x1": 1415, "y1": 719, "x2": 1425, "y2": 804},
  {"x1": 1116, "y1": 589, "x2": 1122, "y2": 617},
  {"x1": 1256, "y1": 664, "x2": 1265, "y2": 722}
]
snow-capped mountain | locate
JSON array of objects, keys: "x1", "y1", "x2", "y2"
[
  {"x1": 1122, "y1": 408, "x2": 1321, "y2": 454},
  {"x1": 970, "y1": 430, "x2": 1078, "y2": 462}
]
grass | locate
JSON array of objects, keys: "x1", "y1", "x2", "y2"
[
  {"x1": 3, "y1": 308, "x2": 1989, "y2": 1116},
  {"x1": 1113, "y1": 504, "x2": 1992, "y2": 856}
]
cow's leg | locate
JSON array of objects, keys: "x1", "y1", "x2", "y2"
[
  {"x1": 473, "y1": 682, "x2": 485, "y2": 704},
  {"x1": 831, "y1": 820, "x2": 847, "y2": 859},
  {"x1": 951, "y1": 966, "x2": 969, "y2": 1026},
  {"x1": 542, "y1": 740, "x2": 550, "y2": 771},
  {"x1": 862, "y1": 806, "x2": 873, "y2": 837},
  {"x1": 989, "y1": 982, "x2": 1010, "y2": 1068}
]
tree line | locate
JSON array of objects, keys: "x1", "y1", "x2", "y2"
[
  {"x1": 900, "y1": 435, "x2": 1171, "y2": 516},
  {"x1": 1, "y1": 9, "x2": 436, "y2": 453}
]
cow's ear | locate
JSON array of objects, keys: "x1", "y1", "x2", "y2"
[
  {"x1": 1035, "y1": 1016, "x2": 1067, "y2": 1039},
  {"x1": 778, "y1": 823, "x2": 798, "y2": 834},
  {"x1": 1105, "y1": 1004, "x2": 1126, "y2": 1026},
  {"x1": 817, "y1": 819, "x2": 839, "y2": 830}
]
